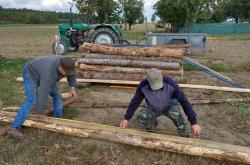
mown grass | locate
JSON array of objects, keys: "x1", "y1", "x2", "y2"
[
  {"x1": 183, "y1": 62, "x2": 250, "y2": 72},
  {"x1": 210, "y1": 33, "x2": 250, "y2": 41},
  {"x1": 0, "y1": 57, "x2": 28, "y2": 105},
  {"x1": 231, "y1": 103, "x2": 250, "y2": 133},
  {"x1": 63, "y1": 107, "x2": 81, "y2": 119}
]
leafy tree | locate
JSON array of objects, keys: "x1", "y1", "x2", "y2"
[
  {"x1": 74, "y1": 0, "x2": 122, "y2": 24},
  {"x1": 154, "y1": 0, "x2": 200, "y2": 32},
  {"x1": 119, "y1": 0, "x2": 144, "y2": 31},
  {"x1": 224, "y1": 0, "x2": 244, "y2": 23},
  {"x1": 241, "y1": 0, "x2": 250, "y2": 22},
  {"x1": 151, "y1": 14, "x2": 156, "y2": 23},
  {"x1": 196, "y1": 0, "x2": 226, "y2": 23}
]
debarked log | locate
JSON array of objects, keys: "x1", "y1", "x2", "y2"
[
  {"x1": 0, "y1": 111, "x2": 250, "y2": 164},
  {"x1": 80, "y1": 53, "x2": 182, "y2": 63},
  {"x1": 81, "y1": 43, "x2": 184, "y2": 59},
  {"x1": 79, "y1": 64, "x2": 182, "y2": 75},
  {"x1": 77, "y1": 70, "x2": 181, "y2": 81},
  {"x1": 78, "y1": 58, "x2": 180, "y2": 70},
  {"x1": 16, "y1": 77, "x2": 250, "y2": 93}
]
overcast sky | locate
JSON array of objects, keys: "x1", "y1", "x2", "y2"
[{"x1": 0, "y1": 0, "x2": 157, "y2": 20}]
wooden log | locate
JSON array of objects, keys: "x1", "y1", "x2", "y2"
[
  {"x1": 73, "y1": 97, "x2": 250, "y2": 108},
  {"x1": 77, "y1": 70, "x2": 146, "y2": 81},
  {"x1": 0, "y1": 111, "x2": 250, "y2": 164},
  {"x1": 77, "y1": 70, "x2": 181, "y2": 81},
  {"x1": 79, "y1": 64, "x2": 182, "y2": 75},
  {"x1": 154, "y1": 44, "x2": 190, "y2": 49},
  {"x1": 78, "y1": 58, "x2": 180, "y2": 70},
  {"x1": 81, "y1": 43, "x2": 184, "y2": 59},
  {"x1": 3, "y1": 97, "x2": 250, "y2": 112},
  {"x1": 81, "y1": 53, "x2": 182, "y2": 63},
  {"x1": 16, "y1": 77, "x2": 250, "y2": 93}
]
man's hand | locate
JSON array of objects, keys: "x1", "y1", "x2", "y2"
[
  {"x1": 120, "y1": 119, "x2": 129, "y2": 128},
  {"x1": 69, "y1": 88, "x2": 77, "y2": 97},
  {"x1": 191, "y1": 124, "x2": 202, "y2": 136}
]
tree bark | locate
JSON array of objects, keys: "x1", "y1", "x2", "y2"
[
  {"x1": 80, "y1": 53, "x2": 182, "y2": 63},
  {"x1": 77, "y1": 70, "x2": 146, "y2": 81},
  {"x1": 78, "y1": 58, "x2": 180, "y2": 70},
  {"x1": 79, "y1": 64, "x2": 182, "y2": 75},
  {"x1": 80, "y1": 43, "x2": 184, "y2": 59},
  {"x1": 0, "y1": 111, "x2": 250, "y2": 164}
]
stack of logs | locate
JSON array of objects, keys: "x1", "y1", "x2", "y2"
[{"x1": 76, "y1": 43, "x2": 185, "y2": 81}]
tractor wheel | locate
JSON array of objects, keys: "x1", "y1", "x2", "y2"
[
  {"x1": 90, "y1": 28, "x2": 119, "y2": 45},
  {"x1": 52, "y1": 41, "x2": 67, "y2": 55},
  {"x1": 68, "y1": 45, "x2": 79, "y2": 52}
]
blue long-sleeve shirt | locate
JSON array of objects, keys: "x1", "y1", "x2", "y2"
[{"x1": 124, "y1": 76, "x2": 197, "y2": 125}]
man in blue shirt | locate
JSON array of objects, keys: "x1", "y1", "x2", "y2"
[{"x1": 120, "y1": 68, "x2": 202, "y2": 136}]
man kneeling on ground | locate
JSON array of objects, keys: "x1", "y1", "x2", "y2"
[
  {"x1": 7, "y1": 56, "x2": 77, "y2": 139},
  {"x1": 120, "y1": 68, "x2": 202, "y2": 136}
]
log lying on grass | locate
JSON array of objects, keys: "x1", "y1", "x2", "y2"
[
  {"x1": 16, "y1": 77, "x2": 250, "y2": 93},
  {"x1": 81, "y1": 43, "x2": 184, "y2": 59},
  {"x1": 0, "y1": 111, "x2": 250, "y2": 164},
  {"x1": 3, "y1": 97, "x2": 250, "y2": 111},
  {"x1": 79, "y1": 64, "x2": 182, "y2": 75},
  {"x1": 78, "y1": 58, "x2": 180, "y2": 70}
]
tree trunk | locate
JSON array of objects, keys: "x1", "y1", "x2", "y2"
[
  {"x1": 81, "y1": 43, "x2": 184, "y2": 59},
  {"x1": 79, "y1": 64, "x2": 182, "y2": 75},
  {"x1": 129, "y1": 22, "x2": 132, "y2": 31},
  {"x1": 77, "y1": 70, "x2": 146, "y2": 81},
  {"x1": 0, "y1": 111, "x2": 250, "y2": 164},
  {"x1": 124, "y1": 22, "x2": 127, "y2": 31},
  {"x1": 78, "y1": 58, "x2": 180, "y2": 70},
  {"x1": 81, "y1": 53, "x2": 182, "y2": 63}
]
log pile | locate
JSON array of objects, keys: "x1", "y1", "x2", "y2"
[{"x1": 76, "y1": 43, "x2": 184, "y2": 81}]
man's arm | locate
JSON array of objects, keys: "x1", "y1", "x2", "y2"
[
  {"x1": 36, "y1": 77, "x2": 52, "y2": 114},
  {"x1": 165, "y1": 76, "x2": 197, "y2": 125},
  {"x1": 120, "y1": 81, "x2": 145, "y2": 128},
  {"x1": 124, "y1": 81, "x2": 146, "y2": 121},
  {"x1": 67, "y1": 75, "x2": 77, "y2": 97}
]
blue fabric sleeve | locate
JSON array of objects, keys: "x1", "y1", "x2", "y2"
[
  {"x1": 124, "y1": 79, "x2": 146, "y2": 120},
  {"x1": 67, "y1": 75, "x2": 76, "y2": 88}
]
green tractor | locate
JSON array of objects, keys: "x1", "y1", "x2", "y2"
[{"x1": 52, "y1": 23, "x2": 124, "y2": 55}]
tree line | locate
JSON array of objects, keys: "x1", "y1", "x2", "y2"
[
  {"x1": 1, "y1": 0, "x2": 249, "y2": 32},
  {"x1": 73, "y1": 0, "x2": 144, "y2": 30},
  {"x1": 153, "y1": 0, "x2": 250, "y2": 32},
  {"x1": 0, "y1": 6, "x2": 77, "y2": 24}
]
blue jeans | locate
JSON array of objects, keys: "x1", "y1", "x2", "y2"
[{"x1": 12, "y1": 67, "x2": 63, "y2": 128}]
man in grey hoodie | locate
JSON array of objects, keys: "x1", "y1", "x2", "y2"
[{"x1": 7, "y1": 56, "x2": 77, "y2": 139}]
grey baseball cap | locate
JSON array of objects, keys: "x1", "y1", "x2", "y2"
[
  {"x1": 60, "y1": 57, "x2": 76, "y2": 76},
  {"x1": 147, "y1": 68, "x2": 163, "y2": 90}
]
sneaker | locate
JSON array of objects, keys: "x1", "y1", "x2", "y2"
[{"x1": 7, "y1": 126, "x2": 24, "y2": 139}]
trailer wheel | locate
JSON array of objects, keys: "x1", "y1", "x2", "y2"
[
  {"x1": 91, "y1": 28, "x2": 119, "y2": 44},
  {"x1": 52, "y1": 41, "x2": 67, "y2": 55}
]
